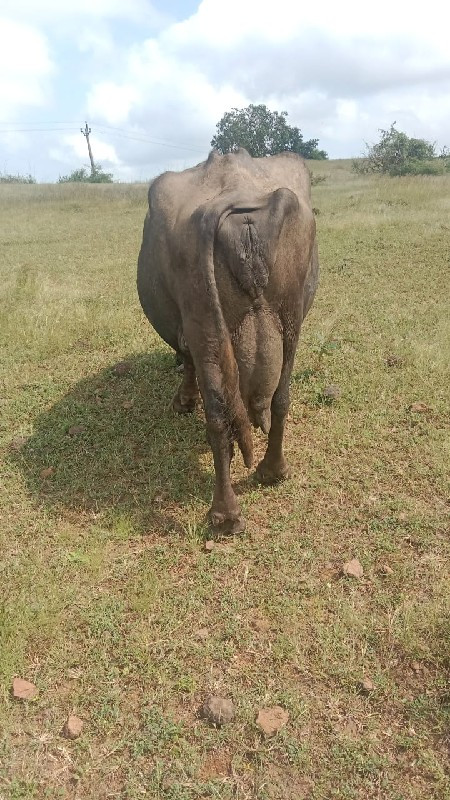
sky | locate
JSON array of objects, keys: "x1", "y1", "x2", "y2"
[{"x1": 1, "y1": 0, "x2": 449, "y2": 181}]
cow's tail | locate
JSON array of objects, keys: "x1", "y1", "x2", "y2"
[
  {"x1": 197, "y1": 209, "x2": 254, "y2": 468},
  {"x1": 218, "y1": 332, "x2": 254, "y2": 469},
  {"x1": 196, "y1": 188, "x2": 299, "y2": 468}
]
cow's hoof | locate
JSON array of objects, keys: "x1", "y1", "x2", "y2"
[
  {"x1": 209, "y1": 511, "x2": 246, "y2": 536},
  {"x1": 255, "y1": 459, "x2": 290, "y2": 485},
  {"x1": 172, "y1": 393, "x2": 197, "y2": 414}
]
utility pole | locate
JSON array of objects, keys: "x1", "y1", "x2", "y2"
[{"x1": 81, "y1": 122, "x2": 95, "y2": 176}]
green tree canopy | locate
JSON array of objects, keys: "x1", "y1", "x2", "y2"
[{"x1": 211, "y1": 104, "x2": 327, "y2": 160}]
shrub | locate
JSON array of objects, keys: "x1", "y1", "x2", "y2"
[
  {"x1": 310, "y1": 172, "x2": 327, "y2": 186},
  {"x1": 353, "y1": 124, "x2": 448, "y2": 176},
  {"x1": 58, "y1": 164, "x2": 113, "y2": 183},
  {"x1": 390, "y1": 160, "x2": 448, "y2": 176},
  {"x1": 0, "y1": 172, "x2": 36, "y2": 184}
]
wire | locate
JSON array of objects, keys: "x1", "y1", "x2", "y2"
[
  {"x1": 93, "y1": 122, "x2": 206, "y2": 150},
  {"x1": 94, "y1": 126, "x2": 206, "y2": 153},
  {"x1": 0, "y1": 127, "x2": 79, "y2": 133},
  {"x1": 0, "y1": 122, "x2": 80, "y2": 129},
  {"x1": 0, "y1": 121, "x2": 207, "y2": 154}
]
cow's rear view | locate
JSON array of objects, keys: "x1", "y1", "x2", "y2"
[{"x1": 137, "y1": 148, "x2": 318, "y2": 534}]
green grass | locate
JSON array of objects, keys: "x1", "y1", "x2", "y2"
[{"x1": 1, "y1": 163, "x2": 449, "y2": 799}]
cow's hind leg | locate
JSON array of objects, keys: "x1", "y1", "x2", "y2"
[
  {"x1": 256, "y1": 350, "x2": 294, "y2": 485},
  {"x1": 180, "y1": 307, "x2": 248, "y2": 535},
  {"x1": 188, "y1": 354, "x2": 245, "y2": 535},
  {"x1": 172, "y1": 355, "x2": 199, "y2": 414}
]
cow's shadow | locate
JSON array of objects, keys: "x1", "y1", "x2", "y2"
[{"x1": 12, "y1": 350, "x2": 220, "y2": 534}]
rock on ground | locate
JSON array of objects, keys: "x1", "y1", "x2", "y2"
[
  {"x1": 200, "y1": 696, "x2": 235, "y2": 726},
  {"x1": 342, "y1": 558, "x2": 364, "y2": 578},
  {"x1": 63, "y1": 715, "x2": 84, "y2": 739},
  {"x1": 12, "y1": 678, "x2": 38, "y2": 700},
  {"x1": 256, "y1": 706, "x2": 289, "y2": 736}
]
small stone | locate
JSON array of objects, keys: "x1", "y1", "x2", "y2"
[
  {"x1": 63, "y1": 715, "x2": 83, "y2": 739},
  {"x1": 343, "y1": 558, "x2": 364, "y2": 579},
  {"x1": 343, "y1": 719, "x2": 358, "y2": 737},
  {"x1": 122, "y1": 400, "x2": 134, "y2": 409},
  {"x1": 114, "y1": 361, "x2": 131, "y2": 376},
  {"x1": 410, "y1": 402, "x2": 431, "y2": 413},
  {"x1": 360, "y1": 677, "x2": 375, "y2": 694},
  {"x1": 10, "y1": 436, "x2": 28, "y2": 451},
  {"x1": 40, "y1": 466, "x2": 54, "y2": 479},
  {"x1": 200, "y1": 696, "x2": 235, "y2": 726},
  {"x1": 252, "y1": 613, "x2": 271, "y2": 633},
  {"x1": 256, "y1": 706, "x2": 289, "y2": 736},
  {"x1": 322, "y1": 384, "x2": 341, "y2": 400},
  {"x1": 68, "y1": 425, "x2": 84, "y2": 436},
  {"x1": 12, "y1": 678, "x2": 38, "y2": 700},
  {"x1": 204, "y1": 540, "x2": 215, "y2": 552},
  {"x1": 386, "y1": 354, "x2": 404, "y2": 368},
  {"x1": 67, "y1": 667, "x2": 82, "y2": 680}
]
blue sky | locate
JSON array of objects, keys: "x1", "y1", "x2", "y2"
[{"x1": 1, "y1": 0, "x2": 449, "y2": 181}]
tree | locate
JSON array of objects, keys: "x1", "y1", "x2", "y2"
[
  {"x1": 353, "y1": 124, "x2": 441, "y2": 176},
  {"x1": 58, "y1": 163, "x2": 113, "y2": 183},
  {"x1": 211, "y1": 104, "x2": 327, "y2": 160}
]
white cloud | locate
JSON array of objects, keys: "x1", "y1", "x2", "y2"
[
  {"x1": 86, "y1": 37, "x2": 246, "y2": 157},
  {"x1": 164, "y1": 0, "x2": 449, "y2": 101},
  {"x1": 0, "y1": 18, "x2": 53, "y2": 118},
  {"x1": 6, "y1": 0, "x2": 169, "y2": 25},
  {"x1": 164, "y1": 0, "x2": 448, "y2": 59},
  {"x1": 88, "y1": 83, "x2": 141, "y2": 125},
  {"x1": 77, "y1": 28, "x2": 116, "y2": 58},
  {"x1": 62, "y1": 133, "x2": 120, "y2": 165},
  {"x1": 2, "y1": 0, "x2": 450, "y2": 178},
  {"x1": 83, "y1": 0, "x2": 450, "y2": 168}
]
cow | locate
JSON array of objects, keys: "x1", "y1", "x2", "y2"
[{"x1": 137, "y1": 148, "x2": 318, "y2": 534}]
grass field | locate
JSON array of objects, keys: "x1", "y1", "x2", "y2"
[{"x1": 0, "y1": 161, "x2": 449, "y2": 800}]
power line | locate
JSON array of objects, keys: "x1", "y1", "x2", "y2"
[
  {"x1": 94, "y1": 126, "x2": 206, "y2": 153},
  {"x1": 0, "y1": 121, "x2": 207, "y2": 154},
  {"x1": 0, "y1": 127, "x2": 79, "y2": 132},
  {"x1": 92, "y1": 122, "x2": 207, "y2": 150},
  {"x1": 0, "y1": 122, "x2": 80, "y2": 129}
]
